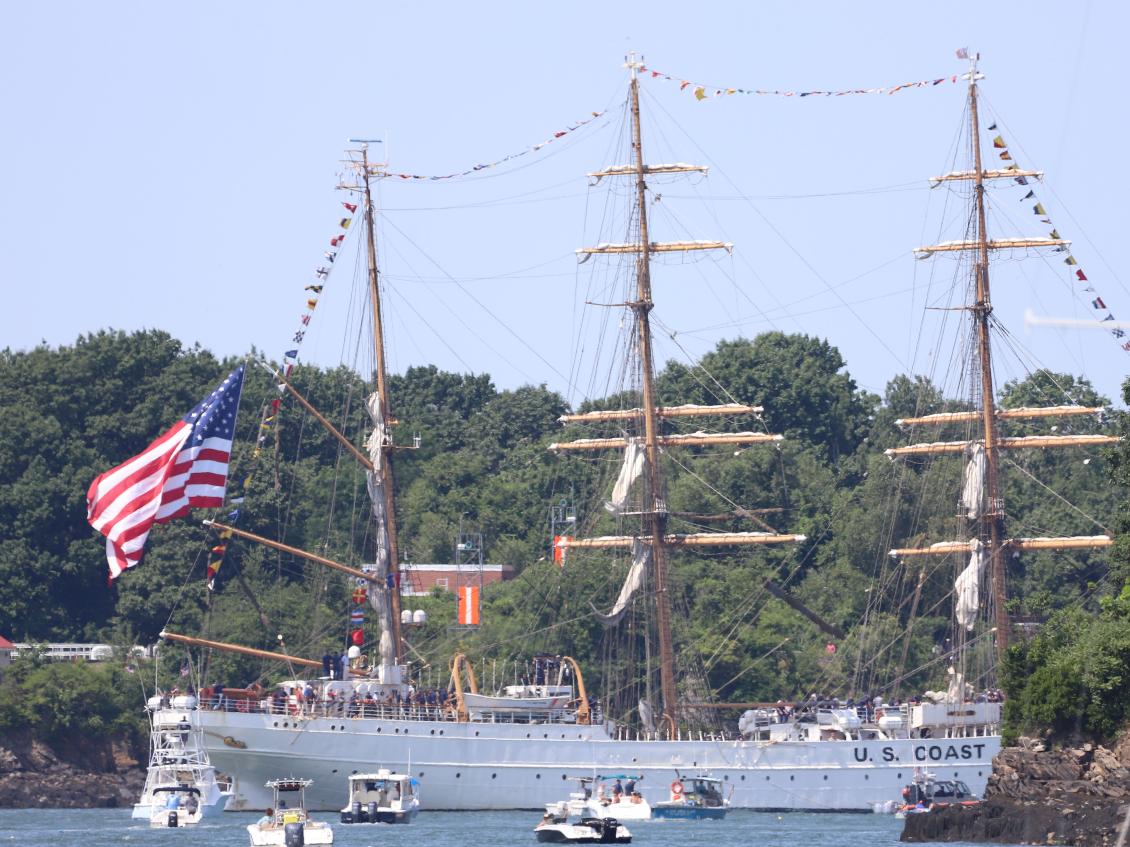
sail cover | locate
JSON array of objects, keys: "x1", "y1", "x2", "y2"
[
  {"x1": 364, "y1": 392, "x2": 396, "y2": 666},
  {"x1": 605, "y1": 439, "x2": 645, "y2": 515},
  {"x1": 961, "y1": 443, "x2": 986, "y2": 519},
  {"x1": 954, "y1": 539, "x2": 985, "y2": 632},
  {"x1": 593, "y1": 539, "x2": 651, "y2": 626}
]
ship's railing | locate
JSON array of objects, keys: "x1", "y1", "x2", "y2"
[{"x1": 193, "y1": 696, "x2": 597, "y2": 725}]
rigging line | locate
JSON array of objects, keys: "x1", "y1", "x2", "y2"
[
  {"x1": 640, "y1": 89, "x2": 802, "y2": 333},
  {"x1": 642, "y1": 87, "x2": 909, "y2": 369},
  {"x1": 380, "y1": 215, "x2": 578, "y2": 390},
  {"x1": 380, "y1": 284, "x2": 476, "y2": 373},
  {"x1": 712, "y1": 636, "x2": 793, "y2": 697},
  {"x1": 379, "y1": 190, "x2": 590, "y2": 212},
  {"x1": 675, "y1": 275, "x2": 941, "y2": 337},
  {"x1": 1002, "y1": 455, "x2": 1113, "y2": 534},
  {"x1": 659, "y1": 181, "x2": 927, "y2": 200},
  {"x1": 679, "y1": 250, "x2": 909, "y2": 332},
  {"x1": 979, "y1": 92, "x2": 1129, "y2": 302}
]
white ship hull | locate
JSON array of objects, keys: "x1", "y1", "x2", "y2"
[{"x1": 197, "y1": 709, "x2": 999, "y2": 812}]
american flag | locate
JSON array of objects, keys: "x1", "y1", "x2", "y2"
[{"x1": 87, "y1": 366, "x2": 245, "y2": 580}]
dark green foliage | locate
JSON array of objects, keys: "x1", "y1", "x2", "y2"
[
  {"x1": 0, "y1": 329, "x2": 1125, "y2": 743},
  {"x1": 0, "y1": 658, "x2": 147, "y2": 746}
]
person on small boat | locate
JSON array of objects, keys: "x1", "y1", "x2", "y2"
[
  {"x1": 185, "y1": 794, "x2": 199, "y2": 816},
  {"x1": 612, "y1": 779, "x2": 623, "y2": 802},
  {"x1": 257, "y1": 808, "x2": 275, "y2": 826}
]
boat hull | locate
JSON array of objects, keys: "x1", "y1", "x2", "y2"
[
  {"x1": 650, "y1": 803, "x2": 727, "y2": 820},
  {"x1": 197, "y1": 709, "x2": 999, "y2": 812},
  {"x1": 535, "y1": 821, "x2": 631, "y2": 843}
]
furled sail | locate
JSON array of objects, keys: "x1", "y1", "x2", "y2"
[
  {"x1": 954, "y1": 539, "x2": 985, "y2": 632},
  {"x1": 961, "y1": 443, "x2": 986, "y2": 519},
  {"x1": 364, "y1": 391, "x2": 396, "y2": 666},
  {"x1": 605, "y1": 438, "x2": 645, "y2": 515},
  {"x1": 593, "y1": 538, "x2": 651, "y2": 625},
  {"x1": 638, "y1": 698, "x2": 656, "y2": 733}
]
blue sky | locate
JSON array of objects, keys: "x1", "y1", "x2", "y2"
[{"x1": 3, "y1": 1, "x2": 1127, "y2": 408}]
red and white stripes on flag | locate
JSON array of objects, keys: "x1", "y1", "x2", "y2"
[{"x1": 87, "y1": 366, "x2": 245, "y2": 580}]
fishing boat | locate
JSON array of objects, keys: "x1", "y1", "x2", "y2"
[
  {"x1": 651, "y1": 773, "x2": 729, "y2": 820},
  {"x1": 132, "y1": 692, "x2": 231, "y2": 820},
  {"x1": 149, "y1": 52, "x2": 1120, "y2": 812},
  {"x1": 338, "y1": 769, "x2": 419, "y2": 824},
  {"x1": 247, "y1": 779, "x2": 333, "y2": 846}
]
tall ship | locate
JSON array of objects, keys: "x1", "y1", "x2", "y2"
[{"x1": 155, "y1": 53, "x2": 1116, "y2": 811}]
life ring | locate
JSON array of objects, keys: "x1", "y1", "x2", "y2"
[{"x1": 670, "y1": 781, "x2": 683, "y2": 796}]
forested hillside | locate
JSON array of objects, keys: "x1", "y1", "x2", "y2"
[{"x1": 1, "y1": 329, "x2": 1126, "y2": 741}]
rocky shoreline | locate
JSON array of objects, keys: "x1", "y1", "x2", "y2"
[
  {"x1": 0, "y1": 735, "x2": 145, "y2": 808},
  {"x1": 902, "y1": 737, "x2": 1130, "y2": 846}
]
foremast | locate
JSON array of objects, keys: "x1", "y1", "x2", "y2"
[
  {"x1": 179, "y1": 142, "x2": 408, "y2": 677},
  {"x1": 355, "y1": 141, "x2": 405, "y2": 667},
  {"x1": 890, "y1": 53, "x2": 1118, "y2": 668},
  {"x1": 553, "y1": 55, "x2": 805, "y2": 729}
]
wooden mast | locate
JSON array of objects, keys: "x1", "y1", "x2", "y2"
[
  {"x1": 967, "y1": 55, "x2": 1011, "y2": 660},
  {"x1": 889, "y1": 55, "x2": 1119, "y2": 678},
  {"x1": 358, "y1": 144, "x2": 405, "y2": 662},
  {"x1": 626, "y1": 54, "x2": 678, "y2": 725}
]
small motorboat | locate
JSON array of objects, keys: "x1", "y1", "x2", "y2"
[
  {"x1": 149, "y1": 786, "x2": 203, "y2": 827},
  {"x1": 556, "y1": 775, "x2": 651, "y2": 821},
  {"x1": 535, "y1": 803, "x2": 632, "y2": 843},
  {"x1": 246, "y1": 778, "x2": 333, "y2": 846},
  {"x1": 650, "y1": 773, "x2": 729, "y2": 820},
  {"x1": 893, "y1": 770, "x2": 980, "y2": 815},
  {"x1": 339, "y1": 769, "x2": 420, "y2": 824}
]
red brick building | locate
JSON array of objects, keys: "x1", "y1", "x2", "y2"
[{"x1": 398, "y1": 564, "x2": 514, "y2": 597}]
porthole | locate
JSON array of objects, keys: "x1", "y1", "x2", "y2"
[
  {"x1": 790, "y1": 775, "x2": 795, "y2": 781},
  {"x1": 953, "y1": 772, "x2": 959, "y2": 778},
  {"x1": 543, "y1": 733, "x2": 548, "y2": 738},
  {"x1": 475, "y1": 731, "x2": 480, "y2": 737},
  {"x1": 331, "y1": 769, "x2": 337, "y2": 774},
  {"x1": 351, "y1": 769, "x2": 358, "y2": 774},
  {"x1": 491, "y1": 773, "x2": 497, "y2": 779},
  {"x1": 864, "y1": 774, "x2": 869, "y2": 780},
  {"x1": 273, "y1": 722, "x2": 279, "y2": 727},
  {"x1": 282, "y1": 722, "x2": 289, "y2": 728},
  {"x1": 823, "y1": 775, "x2": 828, "y2": 781},
  {"x1": 377, "y1": 727, "x2": 382, "y2": 733},
  {"x1": 897, "y1": 773, "x2": 902, "y2": 780},
  {"x1": 562, "y1": 775, "x2": 568, "y2": 781},
  {"x1": 724, "y1": 775, "x2": 729, "y2": 781},
  {"x1": 430, "y1": 730, "x2": 435, "y2": 735},
  {"x1": 765, "y1": 776, "x2": 770, "y2": 781},
  {"x1": 978, "y1": 771, "x2": 983, "y2": 777},
  {"x1": 440, "y1": 730, "x2": 444, "y2": 735},
  {"x1": 419, "y1": 772, "x2": 425, "y2": 778},
  {"x1": 741, "y1": 775, "x2": 746, "y2": 781},
  {"x1": 536, "y1": 774, "x2": 541, "y2": 779},
  {"x1": 456, "y1": 773, "x2": 461, "y2": 778},
  {"x1": 526, "y1": 733, "x2": 531, "y2": 738}
]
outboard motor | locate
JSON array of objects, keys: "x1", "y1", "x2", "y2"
[
  {"x1": 599, "y1": 818, "x2": 618, "y2": 842},
  {"x1": 166, "y1": 810, "x2": 178, "y2": 828},
  {"x1": 367, "y1": 800, "x2": 378, "y2": 822},
  {"x1": 347, "y1": 800, "x2": 361, "y2": 823},
  {"x1": 284, "y1": 821, "x2": 304, "y2": 847}
]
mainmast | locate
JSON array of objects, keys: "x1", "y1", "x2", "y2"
[
  {"x1": 891, "y1": 53, "x2": 1118, "y2": 670},
  {"x1": 626, "y1": 56, "x2": 677, "y2": 720},
  {"x1": 357, "y1": 142, "x2": 405, "y2": 663},
  {"x1": 553, "y1": 55, "x2": 805, "y2": 729},
  {"x1": 967, "y1": 59, "x2": 1009, "y2": 654}
]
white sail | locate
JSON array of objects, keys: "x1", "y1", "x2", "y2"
[
  {"x1": 954, "y1": 539, "x2": 985, "y2": 632},
  {"x1": 594, "y1": 539, "x2": 651, "y2": 625},
  {"x1": 960, "y1": 443, "x2": 986, "y2": 519},
  {"x1": 605, "y1": 439, "x2": 645, "y2": 515},
  {"x1": 364, "y1": 391, "x2": 396, "y2": 667}
]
